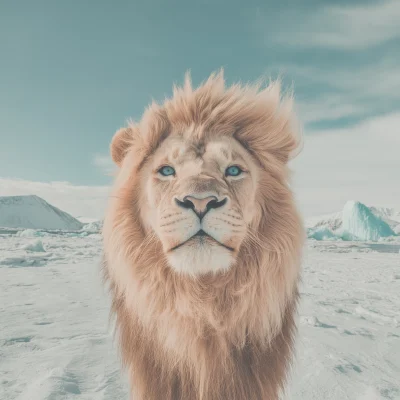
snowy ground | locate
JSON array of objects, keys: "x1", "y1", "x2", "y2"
[{"x1": 0, "y1": 232, "x2": 399, "y2": 400}]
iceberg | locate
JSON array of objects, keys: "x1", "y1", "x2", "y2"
[
  {"x1": 306, "y1": 201, "x2": 398, "y2": 242},
  {"x1": 342, "y1": 201, "x2": 395, "y2": 241}
]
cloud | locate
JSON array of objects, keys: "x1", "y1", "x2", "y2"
[
  {"x1": 296, "y1": 95, "x2": 367, "y2": 126},
  {"x1": 92, "y1": 153, "x2": 116, "y2": 176},
  {"x1": 282, "y1": 59, "x2": 400, "y2": 100},
  {"x1": 0, "y1": 178, "x2": 110, "y2": 219},
  {"x1": 254, "y1": 1, "x2": 400, "y2": 127},
  {"x1": 268, "y1": 56, "x2": 400, "y2": 127},
  {"x1": 262, "y1": 1, "x2": 400, "y2": 50},
  {"x1": 291, "y1": 112, "x2": 400, "y2": 217}
]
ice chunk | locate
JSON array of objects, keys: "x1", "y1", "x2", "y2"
[
  {"x1": 81, "y1": 220, "x2": 103, "y2": 233},
  {"x1": 308, "y1": 227, "x2": 337, "y2": 240},
  {"x1": 23, "y1": 240, "x2": 46, "y2": 253},
  {"x1": 16, "y1": 229, "x2": 48, "y2": 238}
]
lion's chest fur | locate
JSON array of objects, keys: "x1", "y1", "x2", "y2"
[{"x1": 106, "y1": 260, "x2": 299, "y2": 400}]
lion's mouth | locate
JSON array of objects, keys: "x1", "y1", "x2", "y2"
[{"x1": 169, "y1": 229, "x2": 234, "y2": 252}]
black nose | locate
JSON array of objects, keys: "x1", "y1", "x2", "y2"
[{"x1": 175, "y1": 195, "x2": 227, "y2": 219}]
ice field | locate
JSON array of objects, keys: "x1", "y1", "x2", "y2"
[{"x1": 0, "y1": 230, "x2": 399, "y2": 400}]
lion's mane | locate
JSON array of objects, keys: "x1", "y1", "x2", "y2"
[{"x1": 103, "y1": 71, "x2": 304, "y2": 400}]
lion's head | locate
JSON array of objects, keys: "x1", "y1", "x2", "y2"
[{"x1": 104, "y1": 71, "x2": 302, "y2": 280}]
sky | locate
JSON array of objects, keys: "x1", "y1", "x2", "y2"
[{"x1": 0, "y1": 0, "x2": 399, "y2": 218}]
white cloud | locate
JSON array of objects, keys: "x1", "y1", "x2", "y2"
[
  {"x1": 270, "y1": 57, "x2": 400, "y2": 126},
  {"x1": 291, "y1": 112, "x2": 400, "y2": 217},
  {"x1": 281, "y1": 60, "x2": 400, "y2": 100},
  {"x1": 0, "y1": 178, "x2": 110, "y2": 219},
  {"x1": 92, "y1": 153, "x2": 116, "y2": 176},
  {"x1": 296, "y1": 95, "x2": 366, "y2": 126},
  {"x1": 266, "y1": 1, "x2": 400, "y2": 50}
]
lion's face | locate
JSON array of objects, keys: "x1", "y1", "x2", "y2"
[
  {"x1": 105, "y1": 72, "x2": 302, "y2": 282},
  {"x1": 139, "y1": 134, "x2": 259, "y2": 275}
]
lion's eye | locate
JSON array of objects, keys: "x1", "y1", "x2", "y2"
[
  {"x1": 158, "y1": 165, "x2": 175, "y2": 177},
  {"x1": 225, "y1": 165, "x2": 243, "y2": 177}
]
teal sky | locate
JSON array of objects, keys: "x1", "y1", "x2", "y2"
[{"x1": 1, "y1": 0, "x2": 399, "y2": 217}]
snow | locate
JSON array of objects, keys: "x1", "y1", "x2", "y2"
[
  {"x1": 76, "y1": 217, "x2": 101, "y2": 224},
  {"x1": 0, "y1": 230, "x2": 399, "y2": 399},
  {"x1": 305, "y1": 212, "x2": 343, "y2": 231},
  {"x1": 307, "y1": 201, "x2": 399, "y2": 242},
  {"x1": 0, "y1": 196, "x2": 83, "y2": 231}
]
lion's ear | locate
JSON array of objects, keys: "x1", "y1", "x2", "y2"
[
  {"x1": 266, "y1": 93, "x2": 303, "y2": 165},
  {"x1": 110, "y1": 124, "x2": 141, "y2": 167},
  {"x1": 271, "y1": 125, "x2": 302, "y2": 165}
]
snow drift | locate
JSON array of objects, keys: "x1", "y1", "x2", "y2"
[
  {"x1": 307, "y1": 201, "x2": 398, "y2": 242},
  {"x1": 0, "y1": 195, "x2": 83, "y2": 230}
]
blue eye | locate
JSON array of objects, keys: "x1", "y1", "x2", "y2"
[
  {"x1": 225, "y1": 166, "x2": 243, "y2": 177},
  {"x1": 158, "y1": 165, "x2": 175, "y2": 176}
]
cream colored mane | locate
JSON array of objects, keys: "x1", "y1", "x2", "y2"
[{"x1": 103, "y1": 70, "x2": 304, "y2": 400}]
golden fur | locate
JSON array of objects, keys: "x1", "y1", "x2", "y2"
[{"x1": 102, "y1": 70, "x2": 304, "y2": 399}]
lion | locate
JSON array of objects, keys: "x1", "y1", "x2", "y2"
[{"x1": 102, "y1": 70, "x2": 304, "y2": 400}]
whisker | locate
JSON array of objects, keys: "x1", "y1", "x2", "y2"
[
  {"x1": 160, "y1": 217, "x2": 190, "y2": 227},
  {"x1": 220, "y1": 212, "x2": 242, "y2": 220},
  {"x1": 160, "y1": 212, "x2": 184, "y2": 220},
  {"x1": 210, "y1": 217, "x2": 243, "y2": 227}
]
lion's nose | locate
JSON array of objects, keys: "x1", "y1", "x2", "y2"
[{"x1": 175, "y1": 195, "x2": 227, "y2": 219}]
